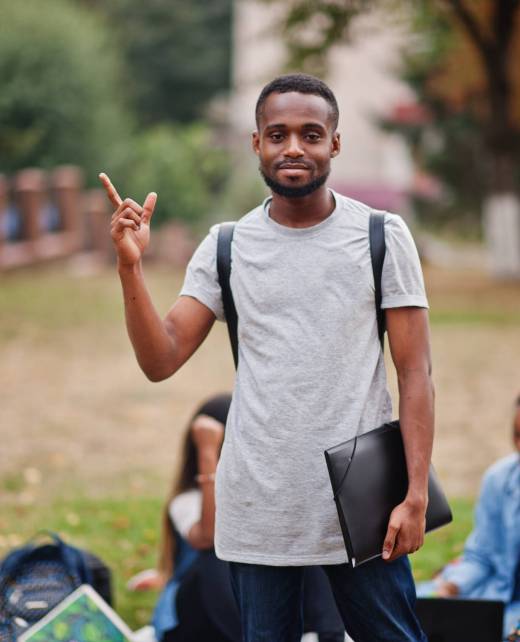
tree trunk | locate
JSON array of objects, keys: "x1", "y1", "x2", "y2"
[
  {"x1": 483, "y1": 192, "x2": 520, "y2": 279},
  {"x1": 447, "y1": 0, "x2": 520, "y2": 278}
]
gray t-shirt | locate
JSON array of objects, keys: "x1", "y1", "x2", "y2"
[{"x1": 180, "y1": 190, "x2": 428, "y2": 565}]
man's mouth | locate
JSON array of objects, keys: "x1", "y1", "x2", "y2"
[
  {"x1": 276, "y1": 162, "x2": 312, "y2": 179},
  {"x1": 277, "y1": 162, "x2": 311, "y2": 170}
]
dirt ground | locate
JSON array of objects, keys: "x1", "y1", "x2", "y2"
[{"x1": 1, "y1": 262, "x2": 519, "y2": 505}]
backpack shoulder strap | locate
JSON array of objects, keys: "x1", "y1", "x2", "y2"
[
  {"x1": 217, "y1": 223, "x2": 238, "y2": 369},
  {"x1": 217, "y1": 215, "x2": 385, "y2": 365},
  {"x1": 369, "y1": 211, "x2": 386, "y2": 349}
]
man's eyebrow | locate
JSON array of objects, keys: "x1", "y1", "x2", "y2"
[
  {"x1": 264, "y1": 122, "x2": 327, "y2": 131},
  {"x1": 301, "y1": 122, "x2": 327, "y2": 130}
]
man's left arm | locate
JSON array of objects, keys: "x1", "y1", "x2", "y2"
[{"x1": 382, "y1": 306, "x2": 434, "y2": 562}]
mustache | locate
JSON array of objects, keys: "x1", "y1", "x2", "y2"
[{"x1": 274, "y1": 160, "x2": 314, "y2": 170}]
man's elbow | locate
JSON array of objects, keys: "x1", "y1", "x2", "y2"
[
  {"x1": 140, "y1": 359, "x2": 178, "y2": 382},
  {"x1": 144, "y1": 369, "x2": 169, "y2": 383}
]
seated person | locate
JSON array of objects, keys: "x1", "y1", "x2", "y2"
[
  {"x1": 418, "y1": 395, "x2": 520, "y2": 638},
  {"x1": 131, "y1": 393, "x2": 344, "y2": 642},
  {"x1": 508, "y1": 621, "x2": 520, "y2": 642}
]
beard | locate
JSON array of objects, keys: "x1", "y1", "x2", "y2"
[{"x1": 259, "y1": 167, "x2": 330, "y2": 199}]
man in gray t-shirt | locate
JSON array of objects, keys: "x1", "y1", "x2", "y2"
[{"x1": 101, "y1": 74, "x2": 431, "y2": 642}]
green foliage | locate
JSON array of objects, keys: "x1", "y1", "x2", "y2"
[
  {"x1": 380, "y1": 6, "x2": 493, "y2": 233},
  {"x1": 261, "y1": 0, "x2": 405, "y2": 74},
  {"x1": 0, "y1": 0, "x2": 132, "y2": 183},
  {"x1": 118, "y1": 123, "x2": 230, "y2": 226},
  {"x1": 412, "y1": 498, "x2": 474, "y2": 581},
  {"x1": 381, "y1": 106, "x2": 489, "y2": 235},
  {"x1": 281, "y1": 0, "x2": 364, "y2": 74},
  {"x1": 218, "y1": 159, "x2": 268, "y2": 221},
  {"x1": 0, "y1": 496, "x2": 475, "y2": 630},
  {"x1": 83, "y1": 0, "x2": 232, "y2": 125}
]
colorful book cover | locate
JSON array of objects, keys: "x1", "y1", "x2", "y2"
[{"x1": 19, "y1": 585, "x2": 134, "y2": 642}]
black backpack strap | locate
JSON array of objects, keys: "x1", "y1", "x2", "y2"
[
  {"x1": 217, "y1": 223, "x2": 238, "y2": 369},
  {"x1": 217, "y1": 216, "x2": 385, "y2": 365},
  {"x1": 369, "y1": 211, "x2": 386, "y2": 349}
]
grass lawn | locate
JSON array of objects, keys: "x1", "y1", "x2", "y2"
[{"x1": 0, "y1": 496, "x2": 474, "y2": 631}]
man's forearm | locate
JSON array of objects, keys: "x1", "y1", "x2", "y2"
[
  {"x1": 118, "y1": 261, "x2": 177, "y2": 381},
  {"x1": 398, "y1": 368, "x2": 435, "y2": 508}
]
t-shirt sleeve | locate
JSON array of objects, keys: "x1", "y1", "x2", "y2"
[
  {"x1": 179, "y1": 224, "x2": 225, "y2": 321},
  {"x1": 169, "y1": 489, "x2": 202, "y2": 539},
  {"x1": 381, "y1": 214, "x2": 429, "y2": 310}
]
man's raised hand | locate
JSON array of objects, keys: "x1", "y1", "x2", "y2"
[{"x1": 99, "y1": 172, "x2": 157, "y2": 267}]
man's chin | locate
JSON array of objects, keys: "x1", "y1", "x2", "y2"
[{"x1": 260, "y1": 169, "x2": 329, "y2": 199}]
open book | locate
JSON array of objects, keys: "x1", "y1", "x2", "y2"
[{"x1": 19, "y1": 584, "x2": 135, "y2": 642}]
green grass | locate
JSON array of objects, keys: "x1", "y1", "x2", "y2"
[
  {"x1": 0, "y1": 496, "x2": 474, "y2": 631},
  {"x1": 411, "y1": 498, "x2": 473, "y2": 581},
  {"x1": 0, "y1": 497, "x2": 163, "y2": 631}
]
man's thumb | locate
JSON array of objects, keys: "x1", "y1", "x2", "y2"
[
  {"x1": 382, "y1": 525, "x2": 397, "y2": 560},
  {"x1": 142, "y1": 192, "x2": 157, "y2": 223}
]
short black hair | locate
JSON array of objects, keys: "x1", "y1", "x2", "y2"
[{"x1": 255, "y1": 73, "x2": 339, "y2": 131}]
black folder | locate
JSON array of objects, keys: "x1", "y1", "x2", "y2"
[{"x1": 324, "y1": 420, "x2": 452, "y2": 568}]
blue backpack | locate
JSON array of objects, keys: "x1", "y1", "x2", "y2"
[{"x1": 0, "y1": 532, "x2": 93, "y2": 641}]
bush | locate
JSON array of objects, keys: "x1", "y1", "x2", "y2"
[
  {"x1": 119, "y1": 124, "x2": 229, "y2": 227},
  {"x1": 0, "y1": 0, "x2": 132, "y2": 183}
]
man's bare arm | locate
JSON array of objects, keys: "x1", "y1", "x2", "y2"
[
  {"x1": 119, "y1": 265, "x2": 215, "y2": 381},
  {"x1": 100, "y1": 172, "x2": 215, "y2": 381},
  {"x1": 382, "y1": 306, "x2": 434, "y2": 561}
]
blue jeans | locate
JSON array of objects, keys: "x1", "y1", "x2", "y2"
[{"x1": 229, "y1": 556, "x2": 427, "y2": 642}]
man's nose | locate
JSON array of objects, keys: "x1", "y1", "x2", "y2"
[{"x1": 284, "y1": 135, "x2": 304, "y2": 157}]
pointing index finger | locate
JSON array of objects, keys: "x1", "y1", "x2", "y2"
[{"x1": 99, "y1": 172, "x2": 122, "y2": 208}]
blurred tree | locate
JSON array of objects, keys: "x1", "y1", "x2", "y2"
[
  {"x1": 120, "y1": 124, "x2": 229, "y2": 227},
  {"x1": 265, "y1": 0, "x2": 520, "y2": 277},
  {"x1": 0, "y1": 0, "x2": 132, "y2": 183},
  {"x1": 78, "y1": 0, "x2": 232, "y2": 125}
]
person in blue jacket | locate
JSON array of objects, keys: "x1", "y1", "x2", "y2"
[{"x1": 418, "y1": 395, "x2": 520, "y2": 638}]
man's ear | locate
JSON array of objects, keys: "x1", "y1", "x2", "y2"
[
  {"x1": 252, "y1": 131, "x2": 260, "y2": 155},
  {"x1": 331, "y1": 132, "x2": 341, "y2": 158}
]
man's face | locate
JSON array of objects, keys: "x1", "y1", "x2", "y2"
[
  {"x1": 253, "y1": 91, "x2": 340, "y2": 198},
  {"x1": 513, "y1": 408, "x2": 520, "y2": 453}
]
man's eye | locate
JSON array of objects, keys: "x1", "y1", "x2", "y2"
[
  {"x1": 270, "y1": 133, "x2": 284, "y2": 142},
  {"x1": 306, "y1": 133, "x2": 321, "y2": 142}
]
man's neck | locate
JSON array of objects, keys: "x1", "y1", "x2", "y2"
[{"x1": 268, "y1": 186, "x2": 335, "y2": 229}]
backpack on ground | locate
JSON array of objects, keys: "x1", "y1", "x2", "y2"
[{"x1": 0, "y1": 531, "x2": 112, "y2": 642}]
